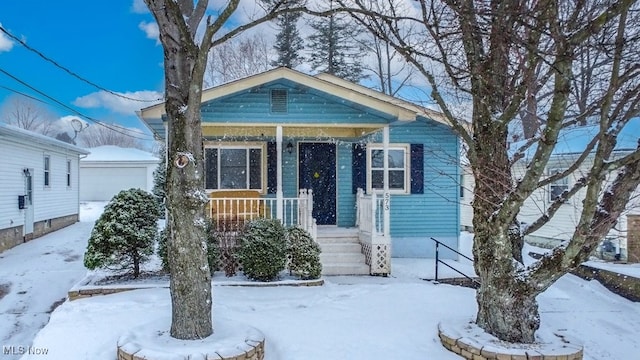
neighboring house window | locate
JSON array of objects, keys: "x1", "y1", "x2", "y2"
[
  {"x1": 205, "y1": 145, "x2": 264, "y2": 191},
  {"x1": 66, "y1": 160, "x2": 72, "y2": 187},
  {"x1": 44, "y1": 155, "x2": 50, "y2": 187},
  {"x1": 460, "y1": 174, "x2": 465, "y2": 199},
  {"x1": 367, "y1": 144, "x2": 409, "y2": 194},
  {"x1": 548, "y1": 168, "x2": 568, "y2": 201}
]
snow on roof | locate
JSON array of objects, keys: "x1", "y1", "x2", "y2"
[
  {"x1": 82, "y1": 145, "x2": 159, "y2": 162},
  {"x1": 0, "y1": 121, "x2": 89, "y2": 154}
]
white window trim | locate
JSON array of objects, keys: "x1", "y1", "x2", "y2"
[
  {"x1": 44, "y1": 154, "x2": 51, "y2": 188},
  {"x1": 204, "y1": 142, "x2": 266, "y2": 193},
  {"x1": 366, "y1": 143, "x2": 410, "y2": 195},
  {"x1": 548, "y1": 168, "x2": 569, "y2": 202},
  {"x1": 66, "y1": 159, "x2": 72, "y2": 188}
]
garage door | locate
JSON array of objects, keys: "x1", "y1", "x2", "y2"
[{"x1": 80, "y1": 167, "x2": 148, "y2": 201}]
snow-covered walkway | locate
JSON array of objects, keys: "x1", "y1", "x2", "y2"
[{"x1": 0, "y1": 202, "x2": 103, "y2": 359}]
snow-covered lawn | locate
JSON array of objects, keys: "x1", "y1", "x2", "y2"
[{"x1": 2, "y1": 202, "x2": 640, "y2": 359}]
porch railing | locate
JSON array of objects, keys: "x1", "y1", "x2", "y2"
[
  {"x1": 356, "y1": 188, "x2": 391, "y2": 275},
  {"x1": 206, "y1": 189, "x2": 316, "y2": 239}
]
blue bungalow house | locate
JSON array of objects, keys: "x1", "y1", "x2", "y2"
[{"x1": 139, "y1": 67, "x2": 460, "y2": 275}]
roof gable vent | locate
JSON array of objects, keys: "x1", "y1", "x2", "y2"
[{"x1": 270, "y1": 89, "x2": 288, "y2": 113}]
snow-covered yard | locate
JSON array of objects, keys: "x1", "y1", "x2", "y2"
[{"x1": 2, "y1": 203, "x2": 640, "y2": 359}]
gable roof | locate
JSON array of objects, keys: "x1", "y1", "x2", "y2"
[
  {"x1": 81, "y1": 145, "x2": 159, "y2": 163},
  {"x1": 0, "y1": 122, "x2": 89, "y2": 155},
  {"x1": 139, "y1": 67, "x2": 452, "y2": 139}
]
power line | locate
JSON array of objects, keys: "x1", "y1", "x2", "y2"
[
  {"x1": 0, "y1": 25, "x2": 163, "y2": 103},
  {"x1": 0, "y1": 67, "x2": 155, "y2": 141}
]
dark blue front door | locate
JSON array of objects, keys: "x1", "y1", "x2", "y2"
[{"x1": 298, "y1": 142, "x2": 337, "y2": 225}]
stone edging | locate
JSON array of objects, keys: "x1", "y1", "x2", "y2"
[
  {"x1": 68, "y1": 276, "x2": 324, "y2": 301},
  {"x1": 571, "y1": 264, "x2": 640, "y2": 302},
  {"x1": 117, "y1": 318, "x2": 265, "y2": 360},
  {"x1": 438, "y1": 320, "x2": 583, "y2": 360}
]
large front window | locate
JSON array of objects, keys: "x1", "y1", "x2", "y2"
[
  {"x1": 367, "y1": 144, "x2": 409, "y2": 193},
  {"x1": 205, "y1": 146, "x2": 263, "y2": 191},
  {"x1": 548, "y1": 168, "x2": 568, "y2": 202}
]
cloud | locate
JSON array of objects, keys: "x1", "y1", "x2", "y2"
[
  {"x1": 0, "y1": 23, "x2": 15, "y2": 53},
  {"x1": 139, "y1": 21, "x2": 160, "y2": 45},
  {"x1": 131, "y1": 0, "x2": 149, "y2": 14},
  {"x1": 73, "y1": 90, "x2": 163, "y2": 115}
]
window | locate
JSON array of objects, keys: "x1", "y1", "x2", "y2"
[
  {"x1": 205, "y1": 145, "x2": 264, "y2": 191},
  {"x1": 66, "y1": 160, "x2": 72, "y2": 187},
  {"x1": 44, "y1": 155, "x2": 50, "y2": 187},
  {"x1": 460, "y1": 174, "x2": 465, "y2": 198},
  {"x1": 548, "y1": 168, "x2": 568, "y2": 202},
  {"x1": 367, "y1": 145, "x2": 409, "y2": 193}
]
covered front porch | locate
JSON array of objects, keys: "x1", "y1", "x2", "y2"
[{"x1": 203, "y1": 123, "x2": 394, "y2": 276}]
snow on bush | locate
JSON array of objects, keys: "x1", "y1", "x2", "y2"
[
  {"x1": 157, "y1": 219, "x2": 220, "y2": 274},
  {"x1": 83, "y1": 188, "x2": 160, "y2": 278},
  {"x1": 237, "y1": 218, "x2": 287, "y2": 282},
  {"x1": 286, "y1": 227, "x2": 322, "y2": 280}
]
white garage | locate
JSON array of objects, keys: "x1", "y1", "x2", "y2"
[{"x1": 80, "y1": 146, "x2": 159, "y2": 201}]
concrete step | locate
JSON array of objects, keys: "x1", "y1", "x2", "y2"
[
  {"x1": 319, "y1": 243, "x2": 363, "y2": 253},
  {"x1": 320, "y1": 252, "x2": 366, "y2": 263},
  {"x1": 322, "y1": 263, "x2": 370, "y2": 276},
  {"x1": 316, "y1": 235, "x2": 360, "y2": 244}
]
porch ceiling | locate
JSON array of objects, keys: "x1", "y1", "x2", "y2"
[{"x1": 202, "y1": 124, "x2": 382, "y2": 138}]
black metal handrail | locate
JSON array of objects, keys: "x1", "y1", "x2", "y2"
[{"x1": 430, "y1": 237, "x2": 480, "y2": 286}]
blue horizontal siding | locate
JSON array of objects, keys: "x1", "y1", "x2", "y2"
[{"x1": 201, "y1": 83, "x2": 392, "y2": 124}]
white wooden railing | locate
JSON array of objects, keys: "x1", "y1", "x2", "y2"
[
  {"x1": 207, "y1": 189, "x2": 316, "y2": 238},
  {"x1": 356, "y1": 188, "x2": 391, "y2": 275}
]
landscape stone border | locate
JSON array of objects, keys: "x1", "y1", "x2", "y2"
[
  {"x1": 571, "y1": 264, "x2": 640, "y2": 302},
  {"x1": 117, "y1": 318, "x2": 264, "y2": 360},
  {"x1": 438, "y1": 319, "x2": 583, "y2": 360},
  {"x1": 68, "y1": 276, "x2": 324, "y2": 301}
]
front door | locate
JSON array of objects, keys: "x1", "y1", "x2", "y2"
[
  {"x1": 298, "y1": 142, "x2": 337, "y2": 225},
  {"x1": 24, "y1": 169, "x2": 34, "y2": 237}
]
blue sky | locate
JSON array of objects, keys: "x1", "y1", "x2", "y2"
[{"x1": 0, "y1": 1, "x2": 164, "y2": 145}]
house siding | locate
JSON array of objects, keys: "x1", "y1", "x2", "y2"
[
  {"x1": 201, "y1": 83, "x2": 393, "y2": 125},
  {"x1": 0, "y1": 129, "x2": 84, "y2": 252}
]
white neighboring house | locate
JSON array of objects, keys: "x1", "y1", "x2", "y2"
[
  {"x1": 460, "y1": 123, "x2": 640, "y2": 260},
  {"x1": 0, "y1": 122, "x2": 89, "y2": 253},
  {"x1": 79, "y1": 145, "x2": 159, "y2": 201}
]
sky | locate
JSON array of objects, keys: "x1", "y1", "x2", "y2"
[
  {"x1": 2, "y1": 202, "x2": 640, "y2": 359},
  {"x1": 0, "y1": 1, "x2": 168, "y2": 148}
]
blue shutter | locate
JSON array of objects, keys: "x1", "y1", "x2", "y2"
[
  {"x1": 267, "y1": 142, "x2": 277, "y2": 194},
  {"x1": 410, "y1": 144, "x2": 424, "y2": 194},
  {"x1": 352, "y1": 143, "x2": 366, "y2": 194}
]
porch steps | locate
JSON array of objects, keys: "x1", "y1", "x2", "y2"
[{"x1": 316, "y1": 227, "x2": 369, "y2": 276}]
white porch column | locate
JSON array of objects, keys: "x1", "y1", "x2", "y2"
[
  {"x1": 383, "y1": 125, "x2": 390, "y2": 237},
  {"x1": 276, "y1": 125, "x2": 284, "y2": 221}
]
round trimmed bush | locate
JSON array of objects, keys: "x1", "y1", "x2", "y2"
[
  {"x1": 237, "y1": 218, "x2": 287, "y2": 281},
  {"x1": 84, "y1": 188, "x2": 160, "y2": 278},
  {"x1": 286, "y1": 227, "x2": 322, "y2": 280}
]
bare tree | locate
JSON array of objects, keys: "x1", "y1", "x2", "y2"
[
  {"x1": 77, "y1": 122, "x2": 145, "y2": 149},
  {"x1": 342, "y1": 0, "x2": 640, "y2": 343},
  {"x1": 0, "y1": 96, "x2": 56, "y2": 136},
  {"x1": 143, "y1": 0, "x2": 334, "y2": 341},
  {"x1": 204, "y1": 33, "x2": 273, "y2": 87},
  {"x1": 360, "y1": 33, "x2": 415, "y2": 96}
]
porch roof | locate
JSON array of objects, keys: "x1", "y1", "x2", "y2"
[{"x1": 138, "y1": 67, "x2": 450, "y2": 140}]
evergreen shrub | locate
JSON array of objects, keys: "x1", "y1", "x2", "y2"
[
  {"x1": 83, "y1": 188, "x2": 160, "y2": 278},
  {"x1": 237, "y1": 218, "x2": 287, "y2": 281},
  {"x1": 286, "y1": 227, "x2": 322, "y2": 280}
]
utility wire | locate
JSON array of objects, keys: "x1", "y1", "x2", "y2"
[
  {"x1": 0, "y1": 67, "x2": 155, "y2": 141},
  {"x1": 0, "y1": 25, "x2": 163, "y2": 103}
]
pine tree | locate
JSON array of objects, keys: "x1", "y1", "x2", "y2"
[
  {"x1": 269, "y1": 0, "x2": 304, "y2": 69},
  {"x1": 152, "y1": 145, "x2": 166, "y2": 216},
  {"x1": 307, "y1": 11, "x2": 366, "y2": 83},
  {"x1": 83, "y1": 188, "x2": 160, "y2": 278}
]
